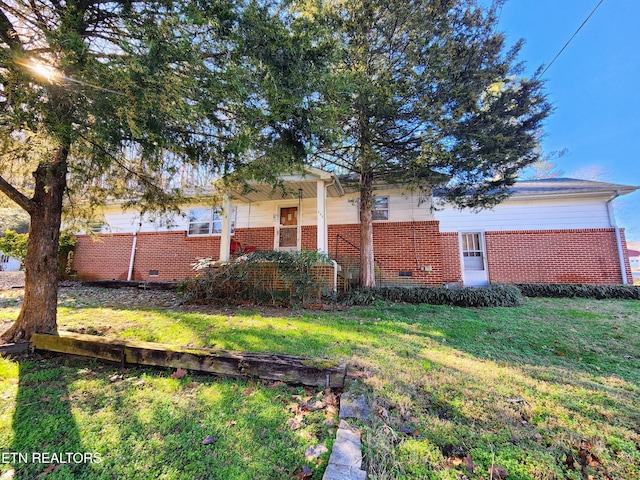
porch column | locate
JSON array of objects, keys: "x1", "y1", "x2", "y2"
[
  {"x1": 219, "y1": 195, "x2": 232, "y2": 262},
  {"x1": 316, "y1": 179, "x2": 328, "y2": 254}
]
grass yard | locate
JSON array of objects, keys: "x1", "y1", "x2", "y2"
[{"x1": 1, "y1": 284, "x2": 639, "y2": 479}]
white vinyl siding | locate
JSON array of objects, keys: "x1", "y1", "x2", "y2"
[{"x1": 436, "y1": 197, "x2": 611, "y2": 232}]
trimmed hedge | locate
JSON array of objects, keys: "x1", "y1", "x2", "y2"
[
  {"x1": 515, "y1": 283, "x2": 640, "y2": 300},
  {"x1": 341, "y1": 284, "x2": 522, "y2": 307}
]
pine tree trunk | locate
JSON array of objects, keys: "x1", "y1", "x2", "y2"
[
  {"x1": 1, "y1": 150, "x2": 68, "y2": 343},
  {"x1": 359, "y1": 172, "x2": 376, "y2": 288}
]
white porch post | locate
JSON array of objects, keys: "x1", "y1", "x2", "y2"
[
  {"x1": 219, "y1": 195, "x2": 232, "y2": 262},
  {"x1": 316, "y1": 179, "x2": 328, "y2": 254}
]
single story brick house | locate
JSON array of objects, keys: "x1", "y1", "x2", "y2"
[{"x1": 71, "y1": 168, "x2": 638, "y2": 287}]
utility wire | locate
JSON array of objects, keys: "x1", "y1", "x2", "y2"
[{"x1": 539, "y1": 0, "x2": 606, "y2": 78}]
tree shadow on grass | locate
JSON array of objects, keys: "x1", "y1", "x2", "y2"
[
  {"x1": 7, "y1": 354, "x2": 96, "y2": 479},
  {"x1": 2, "y1": 352, "x2": 333, "y2": 480}
]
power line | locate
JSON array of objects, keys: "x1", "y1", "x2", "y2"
[{"x1": 539, "y1": 0, "x2": 606, "y2": 78}]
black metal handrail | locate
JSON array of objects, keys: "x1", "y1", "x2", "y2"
[
  {"x1": 334, "y1": 234, "x2": 360, "y2": 259},
  {"x1": 334, "y1": 234, "x2": 382, "y2": 283}
]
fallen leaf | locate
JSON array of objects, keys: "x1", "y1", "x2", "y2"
[
  {"x1": 171, "y1": 368, "x2": 187, "y2": 379},
  {"x1": 308, "y1": 400, "x2": 325, "y2": 411},
  {"x1": 40, "y1": 397, "x2": 51, "y2": 403},
  {"x1": 377, "y1": 406, "x2": 389, "y2": 422},
  {"x1": 242, "y1": 387, "x2": 254, "y2": 396},
  {"x1": 304, "y1": 444, "x2": 328, "y2": 460},
  {"x1": 268, "y1": 381, "x2": 285, "y2": 389},
  {"x1": 185, "y1": 382, "x2": 197, "y2": 389},
  {"x1": 287, "y1": 417, "x2": 302, "y2": 430},
  {"x1": 36, "y1": 463, "x2": 62, "y2": 478},
  {"x1": 564, "y1": 453, "x2": 576, "y2": 471},
  {"x1": 463, "y1": 455, "x2": 475, "y2": 474},
  {"x1": 201, "y1": 436, "x2": 216, "y2": 446},
  {"x1": 59, "y1": 396, "x2": 70, "y2": 402},
  {"x1": 488, "y1": 465, "x2": 509, "y2": 479},
  {"x1": 109, "y1": 374, "x2": 123, "y2": 382},
  {"x1": 296, "y1": 465, "x2": 313, "y2": 479}
]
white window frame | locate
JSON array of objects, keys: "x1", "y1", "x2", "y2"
[
  {"x1": 187, "y1": 207, "x2": 236, "y2": 236},
  {"x1": 358, "y1": 196, "x2": 390, "y2": 222}
]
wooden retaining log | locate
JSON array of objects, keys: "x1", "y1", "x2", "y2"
[
  {"x1": 0, "y1": 342, "x2": 31, "y2": 355},
  {"x1": 31, "y1": 331, "x2": 346, "y2": 388}
]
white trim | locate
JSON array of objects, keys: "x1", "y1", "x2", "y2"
[
  {"x1": 274, "y1": 202, "x2": 301, "y2": 251},
  {"x1": 458, "y1": 231, "x2": 489, "y2": 286}
]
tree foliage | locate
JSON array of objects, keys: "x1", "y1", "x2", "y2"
[
  {"x1": 0, "y1": 229, "x2": 28, "y2": 262},
  {"x1": 0, "y1": 0, "x2": 265, "y2": 341},
  {"x1": 0, "y1": 207, "x2": 29, "y2": 234},
  {"x1": 307, "y1": 0, "x2": 551, "y2": 286}
]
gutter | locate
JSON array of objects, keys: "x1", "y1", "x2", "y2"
[{"x1": 606, "y1": 191, "x2": 629, "y2": 285}]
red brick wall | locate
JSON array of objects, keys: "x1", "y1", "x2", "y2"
[
  {"x1": 233, "y1": 227, "x2": 275, "y2": 251},
  {"x1": 328, "y1": 221, "x2": 444, "y2": 285},
  {"x1": 73, "y1": 225, "x2": 633, "y2": 286},
  {"x1": 440, "y1": 232, "x2": 462, "y2": 283},
  {"x1": 73, "y1": 234, "x2": 133, "y2": 281},
  {"x1": 485, "y1": 228, "x2": 631, "y2": 285},
  {"x1": 73, "y1": 232, "x2": 219, "y2": 281},
  {"x1": 301, "y1": 225, "x2": 318, "y2": 251}
]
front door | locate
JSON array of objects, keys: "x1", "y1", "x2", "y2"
[
  {"x1": 278, "y1": 206, "x2": 299, "y2": 251},
  {"x1": 460, "y1": 232, "x2": 489, "y2": 286}
]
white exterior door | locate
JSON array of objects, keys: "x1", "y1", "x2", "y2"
[{"x1": 459, "y1": 232, "x2": 489, "y2": 286}]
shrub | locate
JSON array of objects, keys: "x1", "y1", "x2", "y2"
[
  {"x1": 182, "y1": 250, "x2": 334, "y2": 306},
  {"x1": 341, "y1": 284, "x2": 522, "y2": 307},
  {"x1": 515, "y1": 283, "x2": 640, "y2": 300}
]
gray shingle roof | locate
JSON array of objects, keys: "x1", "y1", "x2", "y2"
[{"x1": 510, "y1": 178, "x2": 638, "y2": 197}]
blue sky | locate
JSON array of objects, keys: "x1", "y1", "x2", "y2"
[{"x1": 490, "y1": 0, "x2": 640, "y2": 240}]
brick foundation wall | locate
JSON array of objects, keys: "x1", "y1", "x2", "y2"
[
  {"x1": 485, "y1": 228, "x2": 632, "y2": 285},
  {"x1": 73, "y1": 225, "x2": 633, "y2": 286}
]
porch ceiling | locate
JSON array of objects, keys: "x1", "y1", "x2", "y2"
[{"x1": 229, "y1": 179, "x2": 343, "y2": 203}]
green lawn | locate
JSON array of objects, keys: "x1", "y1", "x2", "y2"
[{"x1": 1, "y1": 286, "x2": 639, "y2": 479}]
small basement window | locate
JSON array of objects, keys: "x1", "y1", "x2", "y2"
[
  {"x1": 398, "y1": 271, "x2": 413, "y2": 278},
  {"x1": 149, "y1": 270, "x2": 159, "y2": 277}
]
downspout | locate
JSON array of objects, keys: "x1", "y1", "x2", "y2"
[
  {"x1": 325, "y1": 178, "x2": 338, "y2": 292},
  {"x1": 127, "y1": 219, "x2": 142, "y2": 281},
  {"x1": 607, "y1": 191, "x2": 629, "y2": 285},
  {"x1": 331, "y1": 259, "x2": 338, "y2": 292}
]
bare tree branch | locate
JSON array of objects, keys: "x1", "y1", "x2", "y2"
[{"x1": 0, "y1": 174, "x2": 35, "y2": 213}]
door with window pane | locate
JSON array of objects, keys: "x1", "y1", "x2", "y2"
[
  {"x1": 278, "y1": 206, "x2": 299, "y2": 250},
  {"x1": 460, "y1": 232, "x2": 489, "y2": 286}
]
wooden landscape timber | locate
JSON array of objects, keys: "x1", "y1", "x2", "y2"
[
  {"x1": 30, "y1": 331, "x2": 346, "y2": 388},
  {"x1": 0, "y1": 342, "x2": 30, "y2": 355}
]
